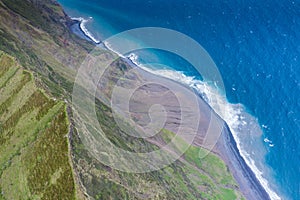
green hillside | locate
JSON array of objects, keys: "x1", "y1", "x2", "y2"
[{"x1": 0, "y1": 0, "x2": 245, "y2": 199}]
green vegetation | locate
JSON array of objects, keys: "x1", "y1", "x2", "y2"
[
  {"x1": 0, "y1": 0, "x2": 245, "y2": 199},
  {"x1": 0, "y1": 53, "x2": 76, "y2": 200}
]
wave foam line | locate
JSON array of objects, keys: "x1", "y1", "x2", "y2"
[
  {"x1": 72, "y1": 17, "x2": 100, "y2": 44},
  {"x1": 126, "y1": 53, "x2": 281, "y2": 200}
]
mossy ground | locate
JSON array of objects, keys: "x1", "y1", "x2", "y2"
[{"x1": 0, "y1": 53, "x2": 76, "y2": 200}]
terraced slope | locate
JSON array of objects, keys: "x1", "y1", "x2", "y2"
[{"x1": 0, "y1": 52, "x2": 77, "y2": 200}]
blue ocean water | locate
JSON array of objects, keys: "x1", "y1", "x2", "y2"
[{"x1": 58, "y1": 0, "x2": 300, "y2": 199}]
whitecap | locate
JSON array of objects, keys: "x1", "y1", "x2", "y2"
[
  {"x1": 264, "y1": 138, "x2": 271, "y2": 143},
  {"x1": 262, "y1": 124, "x2": 268, "y2": 129}
]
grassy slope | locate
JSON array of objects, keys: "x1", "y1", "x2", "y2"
[
  {"x1": 0, "y1": 0, "x2": 245, "y2": 199},
  {"x1": 0, "y1": 53, "x2": 77, "y2": 200}
]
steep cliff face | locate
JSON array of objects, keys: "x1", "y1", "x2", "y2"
[
  {"x1": 0, "y1": 0, "x2": 92, "y2": 97},
  {"x1": 0, "y1": 1, "x2": 244, "y2": 199}
]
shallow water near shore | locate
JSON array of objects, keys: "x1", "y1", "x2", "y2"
[{"x1": 58, "y1": 0, "x2": 300, "y2": 199}]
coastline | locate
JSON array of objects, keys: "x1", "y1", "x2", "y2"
[
  {"x1": 70, "y1": 18, "x2": 100, "y2": 44},
  {"x1": 70, "y1": 17, "x2": 272, "y2": 200}
]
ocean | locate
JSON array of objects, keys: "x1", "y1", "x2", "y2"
[{"x1": 57, "y1": 0, "x2": 300, "y2": 199}]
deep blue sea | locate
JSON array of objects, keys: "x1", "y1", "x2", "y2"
[{"x1": 58, "y1": 0, "x2": 300, "y2": 199}]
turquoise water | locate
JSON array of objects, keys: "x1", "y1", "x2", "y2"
[{"x1": 58, "y1": 0, "x2": 300, "y2": 199}]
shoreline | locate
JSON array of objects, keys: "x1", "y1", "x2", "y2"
[
  {"x1": 70, "y1": 17, "x2": 273, "y2": 200},
  {"x1": 70, "y1": 18, "x2": 101, "y2": 44}
]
